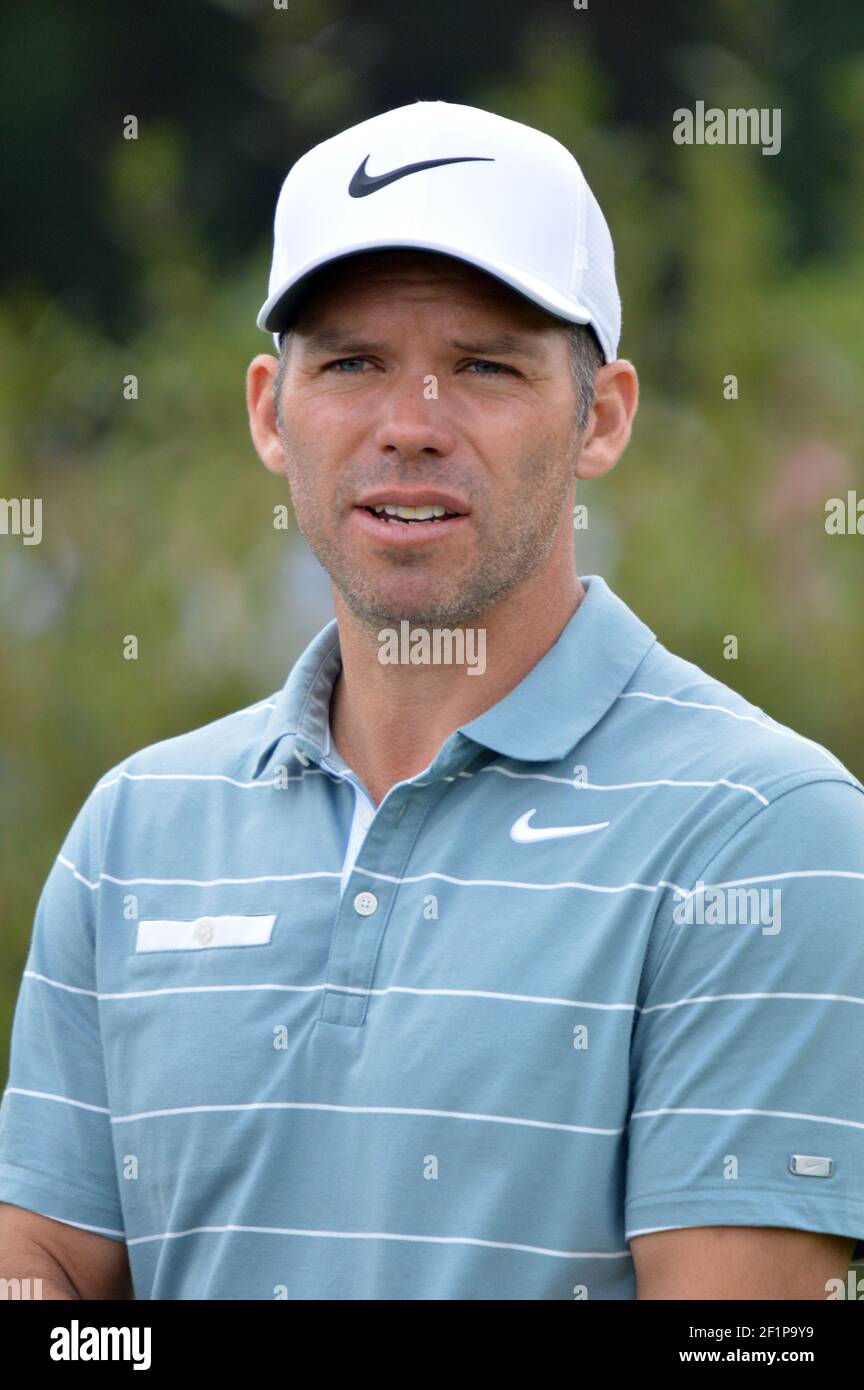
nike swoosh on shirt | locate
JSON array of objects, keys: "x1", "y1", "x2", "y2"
[
  {"x1": 348, "y1": 154, "x2": 494, "y2": 198},
  {"x1": 510, "y1": 809, "x2": 611, "y2": 843}
]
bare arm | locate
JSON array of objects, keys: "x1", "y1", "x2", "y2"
[
  {"x1": 0, "y1": 1203, "x2": 133, "y2": 1300},
  {"x1": 632, "y1": 1224, "x2": 856, "y2": 1299}
]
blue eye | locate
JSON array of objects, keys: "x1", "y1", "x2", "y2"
[
  {"x1": 326, "y1": 358, "x2": 368, "y2": 372},
  {"x1": 468, "y1": 360, "x2": 517, "y2": 375}
]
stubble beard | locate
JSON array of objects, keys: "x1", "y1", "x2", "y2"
[{"x1": 278, "y1": 427, "x2": 577, "y2": 635}]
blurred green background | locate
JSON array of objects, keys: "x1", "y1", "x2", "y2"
[{"x1": 1, "y1": 0, "x2": 863, "y2": 1094}]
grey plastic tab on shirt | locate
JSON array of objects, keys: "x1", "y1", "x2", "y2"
[{"x1": 789, "y1": 1154, "x2": 834, "y2": 1178}]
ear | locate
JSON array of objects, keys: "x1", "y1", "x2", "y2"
[
  {"x1": 246, "y1": 354, "x2": 285, "y2": 477},
  {"x1": 576, "y1": 359, "x2": 639, "y2": 481}
]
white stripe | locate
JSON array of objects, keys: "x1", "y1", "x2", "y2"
[
  {"x1": 125, "y1": 1222, "x2": 631, "y2": 1260},
  {"x1": 619, "y1": 691, "x2": 848, "y2": 772},
  {"x1": 25, "y1": 970, "x2": 864, "y2": 1017},
  {"x1": 631, "y1": 1106, "x2": 864, "y2": 1131},
  {"x1": 682, "y1": 869, "x2": 864, "y2": 893},
  {"x1": 57, "y1": 853, "x2": 102, "y2": 890},
  {"x1": 327, "y1": 983, "x2": 633, "y2": 1010},
  {"x1": 354, "y1": 866, "x2": 864, "y2": 894},
  {"x1": 354, "y1": 868, "x2": 671, "y2": 893},
  {"x1": 27, "y1": 971, "x2": 637, "y2": 1011},
  {"x1": 482, "y1": 764, "x2": 770, "y2": 806},
  {"x1": 625, "y1": 1224, "x2": 685, "y2": 1239},
  {"x1": 110, "y1": 1100, "x2": 624, "y2": 1134},
  {"x1": 23, "y1": 970, "x2": 99, "y2": 998},
  {"x1": 56, "y1": 854, "x2": 341, "y2": 891},
  {"x1": 641, "y1": 990, "x2": 864, "y2": 1015},
  {"x1": 4, "y1": 1087, "x2": 110, "y2": 1114},
  {"x1": 93, "y1": 767, "x2": 330, "y2": 794}
]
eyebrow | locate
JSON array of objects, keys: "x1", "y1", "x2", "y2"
[
  {"x1": 297, "y1": 331, "x2": 389, "y2": 356},
  {"x1": 297, "y1": 330, "x2": 546, "y2": 361},
  {"x1": 448, "y1": 334, "x2": 545, "y2": 361}
]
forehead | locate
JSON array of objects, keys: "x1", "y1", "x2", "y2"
[{"x1": 292, "y1": 248, "x2": 554, "y2": 328}]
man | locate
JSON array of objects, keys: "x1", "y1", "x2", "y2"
[{"x1": 1, "y1": 100, "x2": 863, "y2": 1301}]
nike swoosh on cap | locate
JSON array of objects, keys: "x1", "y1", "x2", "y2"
[
  {"x1": 348, "y1": 154, "x2": 494, "y2": 198},
  {"x1": 510, "y1": 809, "x2": 610, "y2": 843}
]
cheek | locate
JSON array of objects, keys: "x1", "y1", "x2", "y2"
[
  {"x1": 285, "y1": 396, "x2": 362, "y2": 462},
  {"x1": 466, "y1": 399, "x2": 560, "y2": 461},
  {"x1": 280, "y1": 432, "x2": 343, "y2": 524},
  {"x1": 509, "y1": 435, "x2": 575, "y2": 509},
  {"x1": 285, "y1": 398, "x2": 372, "y2": 499}
]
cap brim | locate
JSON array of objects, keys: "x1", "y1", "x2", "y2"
[{"x1": 258, "y1": 237, "x2": 606, "y2": 358}]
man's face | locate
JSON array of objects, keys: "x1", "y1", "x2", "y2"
[{"x1": 269, "y1": 250, "x2": 584, "y2": 630}]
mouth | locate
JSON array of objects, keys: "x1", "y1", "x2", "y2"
[
  {"x1": 351, "y1": 503, "x2": 470, "y2": 545},
  {"x1": 361, "y1": 502, "x2": 463, "y2": 525}
]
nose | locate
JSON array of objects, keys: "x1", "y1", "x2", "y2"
[{"x1": 370, "y1": 372, "x2": 458, "y2": 462}]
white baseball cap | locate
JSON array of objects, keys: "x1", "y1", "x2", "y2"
[{"x1": 257, "y1": 99, "x2": 621, "y2": 362}]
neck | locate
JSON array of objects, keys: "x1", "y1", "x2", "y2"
[{"x1": 328, "y1": 565, "x2": 586, "y2": 806}]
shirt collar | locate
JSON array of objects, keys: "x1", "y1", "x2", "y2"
[{"x1": 251, "y1": 574, "x2": 657, "y2": 778}]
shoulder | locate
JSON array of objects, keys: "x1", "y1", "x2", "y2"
[
  {"x1": 616, "y1": 639, "x2": 861, "y2": 799},
  {"x1": 93, "y1": 692, "x2": 282, "y2": 789}
]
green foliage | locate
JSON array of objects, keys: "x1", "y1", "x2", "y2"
[{"x1": 2, "y1": 4, "x2": 863, "y2": 1085}]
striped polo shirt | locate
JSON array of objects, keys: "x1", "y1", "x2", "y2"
[{"x1": 2, "y1": 572, "x2": 864, "y2": 1300}]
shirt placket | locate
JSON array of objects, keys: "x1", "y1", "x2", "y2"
[{"x1": 305, "y1": 733, "x2": 480, "y2": 1029}]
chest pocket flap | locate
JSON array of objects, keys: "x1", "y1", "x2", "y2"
[{"x1": 135, "y1": 914, "x2": 277, "y2": 952}]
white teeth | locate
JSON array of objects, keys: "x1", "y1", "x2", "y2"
[{"x1": 371, "y1": 504, "x2": 450, "y2": 519}]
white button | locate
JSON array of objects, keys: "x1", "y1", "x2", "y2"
[
  {"x1": 358, "y1": 805, "x2": 373, "y2": 827},
  {"x1": 353, "y1": 891, "x2": 378, "y2": 916},
  {"x1": 195, "y1": 918, "x2": 214, "y2": 945},
  {"x1": 294, "y1": 746, "x2": 310, "y2": 767}
]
